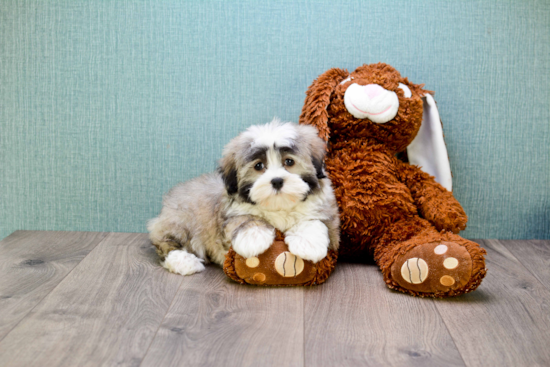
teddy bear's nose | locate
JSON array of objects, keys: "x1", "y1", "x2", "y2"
[{"x1": 363, "y1": 84, "x2": 384, "y2": 99}]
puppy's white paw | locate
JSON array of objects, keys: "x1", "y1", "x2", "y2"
[
  {"x1": 233, "y1": 225, "x2": 275, "y2": 259},
  {"x1": 285, "y1": 220, "x2": 329, "y2": 263},
  {"x1": 162, "y1": 250, "x2": 205, "y2": 276}
]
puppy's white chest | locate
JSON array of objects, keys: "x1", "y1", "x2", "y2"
[
  {"x1": 257, "y1": 211, "x2": 302, "y2": 232},
  {"x1": 238, "y1": 200, "x2": 321, "y2": 232}
]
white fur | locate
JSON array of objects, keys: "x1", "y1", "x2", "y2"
[
  {"x1": 249, "y1": 167, "x2": 310, "y2": 211},
  {"x1": 228, "y1": 181, "x2": 336, "y2": 234},
  {"x1": 232, "y1": 225, "x2": 276, "y2": 259},
  {"x1": 285, "y1": 220, "x2": 330, "y2": 263},
  {"x1": 162, "y1": 250, "x2": 205, "y2": 275},
  {"x1": 241, "y1": 118, "x2": 297, "y2": 149}
]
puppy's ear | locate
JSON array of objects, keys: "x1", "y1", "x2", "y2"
[
  {"x1": 312, "y1": 155, "x2": 326, "y2": 179},
  {"x1": 299, "y1": 68, "x2": 349, "y2": 142},
  {"x1": 298, "y1": 124, "x2": 328, "y2": 179},
  {"x1": 218, "y1": 155, "x2": 239, "y2": 195}
]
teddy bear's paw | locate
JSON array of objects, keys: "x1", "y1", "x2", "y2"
[
  {"x1": 422, "y1": 200, "x2": 468, "y2": 234},
  {"x1": 390, "y1": 241, "x2": 474, "y2": 294}
]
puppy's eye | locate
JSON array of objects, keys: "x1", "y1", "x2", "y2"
[
  {"x1": 284, "y1": 159, "x2": 295, "y2": 167},
  {"x1": 398, "y1": 83, "x2": 412, "y2": 98},
  {"x1": 254, "y1": 162, "x2": 264, "y2": 171}
]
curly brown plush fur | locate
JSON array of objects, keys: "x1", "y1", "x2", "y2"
[{"x1": 300, "y1": 63, "x2": 486, "y2": 297}]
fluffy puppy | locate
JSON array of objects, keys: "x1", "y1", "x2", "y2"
[{"x1": 147, "y1": 119, "x2": 340, "y2": 276}]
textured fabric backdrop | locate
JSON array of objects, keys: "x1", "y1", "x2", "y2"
[{"x1": 1, "y1": 0, "x2": 549, "y2": 240}]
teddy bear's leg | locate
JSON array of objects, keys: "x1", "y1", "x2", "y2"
[{"x1": 373, "y1": 217, "x2": 487, "y2": 297}]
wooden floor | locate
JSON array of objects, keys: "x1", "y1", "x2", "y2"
[{"x1": 0, "y1": 232, "x2": 549, "y2": 367}]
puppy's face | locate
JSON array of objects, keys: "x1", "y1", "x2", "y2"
[{"x1": 220, "y1": 120, "x2": 326, "y2": 211}]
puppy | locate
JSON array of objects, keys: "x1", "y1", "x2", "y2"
[{"x1": 147, "y1": 119, "x2": 340, "y2": 276}]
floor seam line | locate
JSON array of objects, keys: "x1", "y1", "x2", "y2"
[
  {"x1": 139, "y1": 275, "x2": 186, "y2": 367},
  {"x1": 432, "y1": 300, "x2": 469, "y2": 367}
]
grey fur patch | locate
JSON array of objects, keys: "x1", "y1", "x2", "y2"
[
  {"x1": 238, "y1": 182, "x2": 256, "y2": 204},
  {"x1": 220, "y1": 167, "x2": 239, "y2": 195},
  {"x1": 312, "y1": 156, "x2": 327, "y2": 179},
  {"x1": 245, "y1": 146, "x2": 268, "y2": 163},
  {"x1": 301, "y1": 174, "x2": 320, "y2": 192},
  {"x1": 276, "y1": 144, "x2": 297, "y2": 155}
]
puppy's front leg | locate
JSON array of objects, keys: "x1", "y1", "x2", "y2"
[
  {"x1": 224, "y1": 216, "x2": 275, "y2": 259},
  {"x1": 285, "y1": 220, "x2": 329, "y2": 263}
]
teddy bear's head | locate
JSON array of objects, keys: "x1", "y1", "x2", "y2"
[
  {"x1": 300, "y1": 63, "x2": 454, "y2": 192},
  {"x1": 299, "y1": 63, "x2": 430, "y2": 153}
]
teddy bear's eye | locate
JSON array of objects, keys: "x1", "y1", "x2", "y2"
[
  {"x1": 340, "y1": 76, "x2": 352, "y2": 85},
  {"x1": 398, "y1": 83, "x2": 412, "y2": 98}
]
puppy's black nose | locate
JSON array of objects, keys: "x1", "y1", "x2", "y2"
[{"x1": 271, "y1": 177, "x2": 284, "y2": 190}]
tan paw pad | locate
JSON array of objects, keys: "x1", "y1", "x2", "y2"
[
  {"x1": 400, "y1": 258, "x2": 429, "y2": 284},
  {"x1": 275, "y1": 252, "x2": 304, "y2": 277},
  {"x1": 246, "y1": 257, "x2": 260, "y2": 268},
  {"x1": 440, "y1": 275, "x2": 455, "y2": 286},
  {"x1": 253, "y1": 273, "x2": 266, "y2": 283},
  {"x1": 443, "y1": 257, "x2": 458, "y2": 269}
]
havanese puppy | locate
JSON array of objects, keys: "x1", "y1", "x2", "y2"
[{"x1": 147, "y1": 119, "x2": 340, "y2": 276}]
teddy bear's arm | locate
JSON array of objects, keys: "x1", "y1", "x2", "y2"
[{"x1": 394, "y1": 158, "x2": 467, "y2": 234}]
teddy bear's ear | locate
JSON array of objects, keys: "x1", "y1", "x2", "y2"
[
  {"x1": 299, "y1": 68, "x2": 349, "y2": 142},
  {"x1": 406, "y1": 94, "x2": 453, "y2": 191}
]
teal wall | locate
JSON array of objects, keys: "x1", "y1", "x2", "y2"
[{"x1": 1, "y1": 0, "x2": 549, "y2": 240}]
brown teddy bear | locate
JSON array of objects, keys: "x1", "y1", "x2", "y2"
[{"x1": 299, "y1": 63, "x2": 487, "y2": 297}]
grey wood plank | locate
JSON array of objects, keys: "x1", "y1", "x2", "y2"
[
  {"x1": 141, "y1": 267, "x2": 304, "y2": 367},
  {"x1": 0, "y1": 231, "x2": 107, "y2": 341},
  {"x1": 434, "y1": 239, "x2": 550, "y2": 367},
  {"x1": 0, "y1": 232, "x2": 183, "y2": 367},
  {"x1": 304, "y1": 263, "x2": 465, "y2": 367},
  {"x1": 500, "y1": 240, "x2": 550, "y2": 289}
]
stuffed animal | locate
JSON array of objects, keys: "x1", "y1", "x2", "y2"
[
  {"x1": 299, "y1": 63, "x2": 487, "y2": 297},
  {"x1": 224, "y1": 230, "x2": 338, "y2": 286}
]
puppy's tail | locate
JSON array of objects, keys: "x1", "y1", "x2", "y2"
[
  {"x1": 147, "y1": 217, "x2": 205, "y2": 276},
  {"x1": 147, "y1": 216, "x2": 189, "y2": 259}
]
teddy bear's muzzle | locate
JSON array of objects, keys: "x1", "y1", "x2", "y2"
[{"x1": 343, "y1": 83, "x2": 399, "y2": 123}]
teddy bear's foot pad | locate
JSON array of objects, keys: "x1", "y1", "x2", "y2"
[{"x1": 390, "y1": 241, "x2": 473, "y2": 293}]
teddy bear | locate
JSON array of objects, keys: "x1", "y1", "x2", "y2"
[{"x1": 299, "y1": 63, "x2": 487, "y2": 297}]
